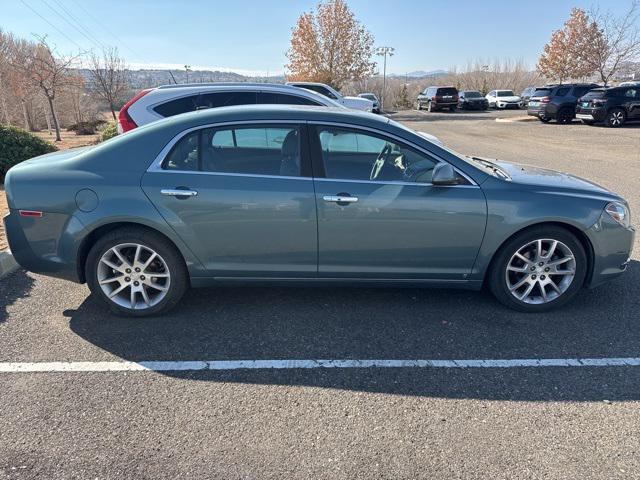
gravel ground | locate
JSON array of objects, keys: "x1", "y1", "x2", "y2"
[{"x1": 1, "y1": 109, "x2": 639, "y2": 479}]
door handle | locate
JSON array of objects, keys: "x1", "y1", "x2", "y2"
[
  {"x1": 323, "y1": 195, "x2": 358, "y2": 203},
  {"x1": 161, "y1": 188, "x2": 198, "y2": 197}
]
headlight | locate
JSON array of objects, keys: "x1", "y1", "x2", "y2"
[{"x1": 605, "y1": 202, "x2": 631, "y2": 228}]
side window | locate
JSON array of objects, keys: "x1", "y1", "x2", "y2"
[
  {"x1": 624, "y1": 88, "x2": 637, "y2": 98},
  {"x1": 154, "y1": 91, "x2": 257, "y2": 117},
  {"x1": 316, "y1": 126, "x2": 438, "y2": 183},
  {"x1": 203, "y1": 125, "x2": 301, "y2": 177},
  {"x1": 257, "y1": 92, "x2": 322, "y2": 106},
  {"x1": 555, "y1": 87, "x2": 570, "y2": 97},
  {"x1": 162, "y1": 130, "x2": 199, "y2": 171},
  {"x1": 572, "y1": 86, "x2": 591, "y2": 98}
]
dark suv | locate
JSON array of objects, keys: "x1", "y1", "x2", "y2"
[
  {"x1": 576, "y1": 86, "x2": 640, "y2": 127},
  {"x1": 416, "y1": 86, "x2": 459, "y2": 112},
  {"x1": 527, "y1": 83, "x2": 599, "y2": 123}
]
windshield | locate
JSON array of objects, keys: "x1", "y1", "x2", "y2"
[
  {"x1": 463, "y1": 91, "x2": 482, "y2": 98},
  {"x1": 497, "y1": 91, "x2": 515, "y2": 97}
]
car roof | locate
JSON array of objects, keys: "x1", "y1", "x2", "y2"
[{"x1": 156, "y1": 82, "x2": 292, "y2": 90}]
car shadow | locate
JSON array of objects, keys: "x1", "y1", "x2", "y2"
[
  {"x1": 0, "y1": 269, "x2": 35, "y2": 323},
  {"x1": 66, "y1": 260, "x2": 640, "y2": 401}
]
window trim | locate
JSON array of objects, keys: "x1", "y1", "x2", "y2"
[
  {"x1": 148, "y1": 120, "x2": 312, "y2": 180},
  {"x1": 150, "y1": 90, "x2": 259, "y2": 117}
]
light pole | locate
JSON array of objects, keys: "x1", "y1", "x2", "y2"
[
  {"x1": 184, "y1": 65, "x2": 192, "y2": 84},
  {"x1": 375, "y1": 46, "x2": 394, "y2": 112}
]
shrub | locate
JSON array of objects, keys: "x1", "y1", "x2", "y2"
[
  {"x1": 100, "y1": 122, "x2": 118, "y2": 142},
  {"x1": 0, "y1": 125, "x2": 57, "y2": 182},
  {"x1": 67, "y1": 119, "x2": 107, "y2": 135}
]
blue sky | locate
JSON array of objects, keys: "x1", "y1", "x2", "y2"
[{"x1": 3, "y1": 0, "x2": 636, "y2": 75}]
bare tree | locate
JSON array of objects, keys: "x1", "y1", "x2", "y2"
[
  {"x1": 588, "y1": 1, "x2": 640, "y2": 85},
  {"x1": 286, "y1": 0, "x2": 375, "y2": 89},
  {"x1": 89, "y1": 47, "x2": 130, "y2": 121},
  {"x1": 11, "y1": 37, "x2": 83, "y2": 141}
]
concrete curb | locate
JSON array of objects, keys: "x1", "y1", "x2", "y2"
[
  {"x1": 0, "y1": 250, "x2": 18, "y2": 279},
  {"x1": 495, "y1": 116, "x2": 536, "y2": 123}
]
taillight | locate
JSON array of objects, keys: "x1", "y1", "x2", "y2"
[
  {"x1": 431, "y1": 96, "x2": 436, "y2": 101},
  {"x1": 540, "y1": 96, "x2": 551, "y2": 104},
  {"x1": 118, "y1": 88, "x2": 152, "y2": 133}
]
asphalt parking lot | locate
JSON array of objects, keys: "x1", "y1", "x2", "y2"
[{"x1": 1, "y1": 109, "x2": 639, "y2": 479}]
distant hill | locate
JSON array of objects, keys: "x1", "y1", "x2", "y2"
[
  {"x1": 390, "y1": 70, "x2": 449, "y2": 78},
  {"x1": 73, "y1": 68, "x2": 286, "y2": 90}
]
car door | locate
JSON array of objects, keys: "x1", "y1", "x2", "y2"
[
  {"x1": 309, "y1": 124, "x2": 487, "y2": 280},
  {"x1": 626, "y1": 88, "x2": 640, "y2": 118},
  {"x1": 141, "y1": 122, "x2": 318, "y2": 277}
]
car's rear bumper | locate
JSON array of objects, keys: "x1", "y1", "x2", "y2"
[
  {"x1": 576, "y1": 107, "x2": 607, "y2": 122},
  {"x1": 585, "y1": 212, "x2": 635, "y2": 288},
  {"x1": 3, "y1": 210, "x2": 83, "y2": 283}
]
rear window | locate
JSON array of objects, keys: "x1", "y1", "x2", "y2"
[
  {"x1": 581, "y1": 89, "x2": 607, "y2": 99},
  {"x1": 436, "y1": 87, "x2": 457, "y2": 95},
  {"x1": 554, "y1": 87, "x2": 570, "y2": 97},
  {"x1": 531, "y1": 88, "x2": 551, "y2": 98},
  {"x1": 154, "y1": 91, "x2": 257, "y2": 117}
]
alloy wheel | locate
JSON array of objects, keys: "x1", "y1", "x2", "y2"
[
  {"x1": 505, "y1": 238, "x2": 576, "y2": 304},
  {"x1": 97, "y1": 243, "x2": 171, "y2": 310},
  {"x1": 609, "y1": 111, "x2": 624, "y2": 126}
]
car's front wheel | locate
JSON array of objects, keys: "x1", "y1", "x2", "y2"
[
  {"x1": 489, "y1": 226, "x2": 587, "y2": 312},
  {"x1": 86, "y1": 227, "x2": 189, "y2": 317}
]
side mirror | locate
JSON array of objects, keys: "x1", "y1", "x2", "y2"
[{"x1": 431, "y1": 163, "x2": 460, "y2": 186}]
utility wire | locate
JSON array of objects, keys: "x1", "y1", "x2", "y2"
[
  {"x1": 49, "y1": 0, "x2": 107, "y2": 50},
  {"x1": 39, "y1": 0, "x2": 104, "y2": 50},
  {"x1": 20, "y1": 0, "x2": 85, "y2": 50}
]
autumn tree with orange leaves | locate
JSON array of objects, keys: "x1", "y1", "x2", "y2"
[
  {"x1": 286, "y1": 0, "x2": 375, "y2": 89},
  {"x1": 537, "y1": 8, "x2": 600, "y2": 83}
]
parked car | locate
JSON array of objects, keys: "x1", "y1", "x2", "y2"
[
  {"x1": 286, "y1": 82, "x2": 373, "y2": 112},
  {"x1": 576, "y1": 86, "x2": 640, "y2": 127},
  {"x1": 458, "y1": 90, "x2": 489, "y2": 110},
  {"x1": 117, "y1": 83, "x2": 344, "y2": 133},
  {"x1": 618, "y1": 81, "x2": 640, "y2": 87},
  {"x1": 358, "y1": 92, "x2": 380, "y2": 113},
  {"x1": 485, "y1": 90, "x2": 523, "y2": 109},
  {"x1": 4, "y1": 105, "x2": 633, "y2": 316},
  {"x1": 416, "y1": 86, "x2": 459, "y2": 112},
  {"x1": 520, "y1": 87, "x2": 537, "y2": 108},
  {"x1": 527, "y1": 83, "x2": 599, "y2": 123}
]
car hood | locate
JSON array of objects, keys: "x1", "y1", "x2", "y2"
[
  {"x1": 495, "y1": 96, "x2": 521, "y2": 102},
  {"x1": 495, "y1": 160, "x2": 614, "y2": 196}
]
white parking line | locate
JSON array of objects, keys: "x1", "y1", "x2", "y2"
[{"x1": 0, "y1": 357, "x2": 640, "y2": 373}]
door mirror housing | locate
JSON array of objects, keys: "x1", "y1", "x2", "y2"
[{"x1": 431, "y1": 163, "x2": 461, "y2": 186}]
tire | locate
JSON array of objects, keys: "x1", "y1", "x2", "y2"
[
  {"x1": 427, "y1": 101, "x2": 433, "y2": 112},
  {"x1": 488, "y1": 226, "x2": 587, "y2": 313},
  {"x1": 581, "y1": 119, "x2": 596, "y2": 126},
  {"x1": 85, "y1": 227, "x2": 189, "y2": 317},
  {"x1": 604, "y1": 108, "x2": 626, "y2": 127},
  {"x1": 416, "y1": 101, "x2": 422, "y2": 111},
  {"x1": 539, "y1": 116, "x2": 551, "y2": 123},
  {"x1": 556, "y1": 107, "x2": 574, "y2": 124}
]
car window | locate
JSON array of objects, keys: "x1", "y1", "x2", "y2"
[
  {"x1": 554, "y1": 87, "x2": 570, "y2": 97},
  {"x1": 624, "y1": 88, "x2": 637, "y2": 98},
  {"x1": 154, "y1": 91, "x2": 257, "y2": 117},
  {"x1": 257, "y1": 92, "x2": 322, "y2": 106},
  {"x1": 437, "y1": 87, "x2": 457, "y2": 95},
  {"x1": 572, "y1": 86, "x2": 592, "y2": 97},
  {"x1": 162, "y1": 125, "x2": 301, "y2": 177},
  {"x1": 162, "y1": 130, "x2": 199, "y2": 171},
  {"x1": 316, "y1": 126, "x2": 438, "y2": 183},
  {"x1": 532, "y1": 88, "x2": 551, "y2": 97}
]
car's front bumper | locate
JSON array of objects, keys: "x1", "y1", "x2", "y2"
[
  {"x1": 585, "y1": 211, "x2": 635, "y2": 288},
  {"x1": 496, "y1": 101, "x2": 523, "y2": 109}
]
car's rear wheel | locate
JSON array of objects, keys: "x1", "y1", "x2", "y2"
[
  {"x1": 605, "y1": 108, "x2": 626, "y2": 127},
  {"x1": 427, "y1": 101, "x2": 434, "y2": 112},
  {"x1": 489, "y1": 226, "x2": 587, "y2": 312},
  {"x1": 86, "y1": 227, "x2": 189, "y2": 317},
  {"x1": 556, "y1": 107, "x2": 574, "y2": 124}
]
